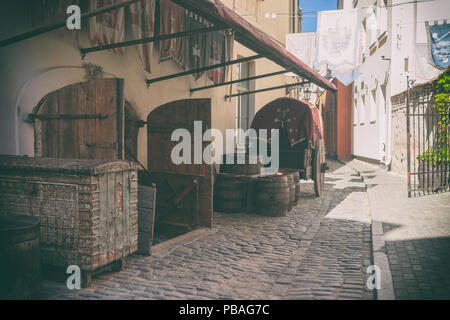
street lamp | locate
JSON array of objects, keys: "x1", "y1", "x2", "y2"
[{"x1": 303, "y1": 87, "x2": 311, "y2": 101}]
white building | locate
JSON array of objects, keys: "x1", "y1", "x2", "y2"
[{"x1": 342, "y1": 0, "x2": 449, "y2": 167}]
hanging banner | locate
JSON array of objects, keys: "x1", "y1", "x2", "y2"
[
  {"x1": 206, "y1": 31, "x2": 233, "y2": 84},
  {"x1": 428, "y1": 23, "x2": 450, "y2": 70},
  {"x1": 331, "y1": 69, "x2": 360, "y2": 86},
  {"x1": 315, "y1": 9, "x2": 361, "y2": 74},
  {"x1": 186, "y1": 14, "x2": 207, "y2": 80},
  {"x1": 129, "y1": 0, "x2": 156, "y2": 74},
  {"x1": 414, "y1": 43, "x2": 441, "y2": 81},
  {"x1": 285, "y1": 32, "x2": 316, "y2": 77},
  {"x1": 88, "y1": 0, "x2": 125, "y2": 55},
  {"x1": 160, "y1": 0, "x2": 185, "y2": 67}
]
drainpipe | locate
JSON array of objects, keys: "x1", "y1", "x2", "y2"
[{"x1": 332, "y1": 91, "x2": 338, "y2": 159}]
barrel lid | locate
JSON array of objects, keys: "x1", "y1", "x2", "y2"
[
  {"x1": 0, "y1": 156, "x2": 139, "y2": 175},
  {"x1": 0, "y1": 215, "x2": 40, "y2": 243}
]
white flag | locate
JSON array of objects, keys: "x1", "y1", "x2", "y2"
[
  {"x1": 315, "y1": 9, "x2": 361, "y2": 73},
  {"x1": 285, "y1": 32, "x2": 316, "y2": 76}
]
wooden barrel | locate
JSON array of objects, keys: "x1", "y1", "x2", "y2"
[
  {"x1": 293, "y1": 172, "x2": 301, "y2": 205},
  {"x1": 0, "y1": 215, "x2": 41, "y2": 300},
  {"x1": 280, "y1": 169, "x2": 301, "y2": 206},
  {"x1": 214, "y1": 174, "x2": 246, "y2": 213},
  {"x1": 220, "y1": 153, "x2": 262, "y2": 175},
  {"x1": 254, "y1": 175, "x2": 290, "y2": 217}
]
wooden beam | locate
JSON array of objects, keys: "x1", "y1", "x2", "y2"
[
  {"x1": 190, "y1": 69, "x2": 291, "y2": 94},
  {"x1": 225, "y1": 81, "x2": 310, "y2": 99},
  {"x1": 0, "y1": 0, "x2": 143, "y2": 48},
  {"x1": 146, "y1": 54, "x2": 263, "y2": 86},
  {"x1": 81, "y1": 26, "x2": 226, "y2": 58}
]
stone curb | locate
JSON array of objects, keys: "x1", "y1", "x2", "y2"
[{"x1": 337, "y1": 160, "x2": 395, "y2": 300}]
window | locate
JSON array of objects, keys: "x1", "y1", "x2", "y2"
[
  {"x1": 370, "y1": 88, "x2": 377, "y2": 123},
  {"x1": 236, "y1": 62, "x2": 253, "y2": 147},
  {"x1": 360, "y1": 94, "x2": 366, "y2": 125}
]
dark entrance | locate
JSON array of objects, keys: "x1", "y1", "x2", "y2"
[{"x1": 144, "y1": 98, "x2": 213, "y2": 245}]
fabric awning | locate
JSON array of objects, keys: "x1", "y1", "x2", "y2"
[{"x1": 173, "y1": 0, "x2": 337, "y2": 92}]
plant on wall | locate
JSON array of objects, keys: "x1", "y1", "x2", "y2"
[{"x1": 417, "y1": 69, "x2": 450, "y2": 166}]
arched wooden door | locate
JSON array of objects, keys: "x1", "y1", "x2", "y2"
[
  {"x1": 146, "y1": 99, "x2": 213, "y2": 228},
  {"x1": 32, "y1": 78, "x2": 125, "y2": 160}
]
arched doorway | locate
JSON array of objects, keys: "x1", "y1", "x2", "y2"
[
  {"x1": 142, "y1": 98, "x2": 213, "y2": 244},
  {"x1": 31, "y1": 78, "x2": 125, "y2": 160}
]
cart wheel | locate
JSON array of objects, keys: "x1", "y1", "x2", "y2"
[
  {"x1": 112, "y1": 259, "x2": 124, "y2": 272},
  {"x1": 313, "y1": 139, "x2": 325, "y2": 197},
  {"x1": 81, "y1": 271, "x2": 92, "y2": 289}
]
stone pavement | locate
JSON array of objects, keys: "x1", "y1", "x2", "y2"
[
  {"x1": 42, "y1": 161, "x2": 375, "y2": 300},
  {"x1": 344, "y1": 159, "x2": 450, "y2": 300}
]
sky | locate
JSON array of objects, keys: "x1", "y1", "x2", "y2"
[{"x1": 299, "y1": 0, "x2": 338, "y2": 33}]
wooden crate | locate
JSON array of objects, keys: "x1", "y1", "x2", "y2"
[
  {"x1": 0, "y1": 156, "x2": 139, "y2": 272},
  {"x1": 137, "y1": 184, "x2": 156, "y2": 256}
]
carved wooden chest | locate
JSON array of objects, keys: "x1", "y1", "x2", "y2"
[{"x1": 0, "y1": 156, "x2": 139, "y2": 273}]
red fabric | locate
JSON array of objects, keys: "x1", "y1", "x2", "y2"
[
  {"x1": 251, "y1": 97, "x2": 324, "y2": 148},
  {"x1": 160, "y1": 0, "x2": 185, "y2": 66},
  {"x1": 174, "y1": 0, "x2": 336, "y2": 91}
]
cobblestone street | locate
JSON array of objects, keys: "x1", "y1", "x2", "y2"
[{"x1": 42, "y1": 161, "x2": 375, "y2": 300}]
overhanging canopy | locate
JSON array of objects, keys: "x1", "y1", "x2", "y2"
[{"x1": 172, "y1": 0, "x2": 337, "y2": 92}]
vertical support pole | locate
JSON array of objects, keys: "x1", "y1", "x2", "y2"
[
  {"x1": 332, "y1": 90, "x2": 338, "y2": 159},
  {"x1": 406, "y1": 76, "x2": 411, "y2": 198}
]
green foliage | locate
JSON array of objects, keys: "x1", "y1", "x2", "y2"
[{"x1": 417, "y1": 69, "x2": 450, "y2": 166}]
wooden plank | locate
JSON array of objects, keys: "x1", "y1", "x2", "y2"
[
  {"x1": 107, "y1": 172, "x2": 115, "y2": 263},
  {"x1": 79, "y1": 80, "x2": 97, "y2": 159},
  {"x1": 46, "y1": 92, "x2": 59, "y2": 158},
  {"x1": 115, "y1": 171, "x2": 124, "y2": 259},
  {"x1": 117, "y1": 79, "x2": 125, "y2": 160},
  {"x1": 95, "y1": 79, "x2": 119, "y2": 160},
  {"x1": 123, "y1": 171, "x2": 130, "y2": 255},
  {"x1": 99, "y1": 174, "x2": 108, "y2": 265},
  {"x1": 58, "y1": 84, "x2": 79, "y2": 159}
]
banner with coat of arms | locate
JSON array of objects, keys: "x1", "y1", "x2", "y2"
[
  {"x1": 285, "y1": 32, "x2": 316, "y2": 77},
  {"x1": 206, "y1": 31, "x2": 234, "y2": 84},
  {"x1": 129, "y1": 0, "x2": 155, "y2": 74},
  {"x1": 88, "y1": 0, "x2": 125, "y2": 55},
  {"x1": 315, "y1": 9, "x2": 361, "y2": 74},
  {"x1": 427, "y1": 23, "x2": 450, "y2": 70}
]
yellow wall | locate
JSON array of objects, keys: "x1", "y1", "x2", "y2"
[{"x1": 0, "y1": 0, "x2": 297, "y2": 168}]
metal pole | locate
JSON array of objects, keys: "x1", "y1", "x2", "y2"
[
  {"x1": 81, "y1": 26, "x2": 226, "y2": 57},
  {"x1": 225, "y1": 81, "x2": 310, "y2": 99},
  {"x1": 190, "y1": 69, "x2": 290, "y2": 94},
  {"x1": 146, "y1": 54, "x2": 263, "y2": 86},
  {"x1": 0, "y1": 0, "x2": 143, "y2": 48},
  {"x1": 406, "y1": 75, "x2": 411, "y2": 197}
]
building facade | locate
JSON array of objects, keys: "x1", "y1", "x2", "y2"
[
  {"x1": 344, "y1": 0, "x2": 449, "y2": 170},
  {"x1": 0, "y1": 0, "x2": 302, "y2": 169}
]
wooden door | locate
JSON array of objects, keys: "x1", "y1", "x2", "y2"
[
  {"x1": 32, "y1": 78, "x2": 125, "y2": 160},
  {"x1": 146, "y1": 99, "x2": 213, "y2": 228}
]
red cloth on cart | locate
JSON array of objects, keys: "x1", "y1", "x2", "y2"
[{"x1": 251, "y1": 97, "x2": 324, "y2": 148}]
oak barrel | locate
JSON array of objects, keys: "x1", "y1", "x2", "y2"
[
  {"x1": 220, "y1": 153, "x2": 262, "y2": 175},
  {"x1": 214, "y1": 174, "x2": 246, "y2": 213},
  {"x1": 0, "y1": 215, "x2": 41, "y2": 300},
  {"x1": 280, "y1": 170, "x2": 301, "y2": 206},
  {"x1": 254, "y1": 175, "x2": 290, "y2": 217}
]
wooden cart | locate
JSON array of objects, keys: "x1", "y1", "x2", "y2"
[{"x1": 251, "y1": 97, "x2": 328, "y2": 197}]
